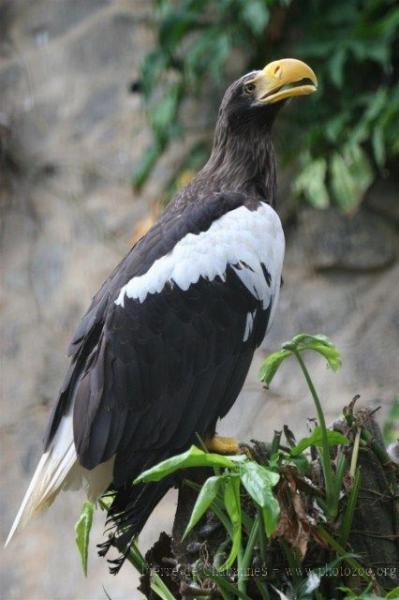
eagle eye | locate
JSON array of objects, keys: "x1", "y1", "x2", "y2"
[{"x1": 243, "y1": 81, "x2": 256, "y2": 95}]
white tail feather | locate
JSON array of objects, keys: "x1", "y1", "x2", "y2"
[
  {"x1": 5, "y1": 399, "x2": 115, "y2": 549},
  {"x1": 5, "y1": 412, "x2": 77, "y2": 547}
]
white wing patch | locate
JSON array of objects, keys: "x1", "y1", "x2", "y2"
[
  {"x1": 243, "y1": 310, "x2": 257, "y2": 342},
  {"x1": 115, "y1": 202, "x2": 285, "y2": 314}
]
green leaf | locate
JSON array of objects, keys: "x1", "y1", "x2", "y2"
[
  {"x1": 75, "y1": 501, "x2": 94, "y2": 576},
  {"x1": 372, "y1": 126, "x2": 386, "y2": 168},
  {"x1": 140, "y1": 49, "x2": 168, "y2": 97},
  {"x1": 240, "y1": 462, "x2": 280, "y2": 537},
  {"x1": 185, "y1": 28, "x2": 231, "y2": 85},
  {"x1": 383, "y1": 398, "x2": 399, "y2": 444},
  {"x1": 290, "y1": 426, "x2": 348, "y2": 457},
  {"x1": 339, "y1": 469, "x2": 361, "y2": 546},
  {"x1": 258, "y1": 349, "x2": 291, "y2": 385},
  {"x1": 293, "y1": 158, "x2": 330, "y2": 209},
  {"x1": 134, "y1": 445, "x2": 237, "y2": 483},
  {"x1": 219, "y1": 476, "x2": 242, "y2": 570},
  {"x1": 207, "y1": 572, "x2": 253, "y2": 600},
  {"x1": 330, "y1": 143, "x2": 373, "y2": 213},
  {"x1": 159, "y1": 9, "x2": 197, "y2": 51},
  {"x1": 328, "y1": 46, "x2": 347, "y2": 88},
  {"x1": 183, "y1": 475, "x2": 222, "y2": 539},
  {"x1": 150, "y1": 82, "x2": 181, "y2": 138},
  {"x1": 309, "y1": 343, "x2": 341, "y2": 371},
  {"x1": 260, "y1": 334, "x2": 341, "y2": 386},
  {"x1": 241, "y1": 0, "x2": 269, "y2": 35},
  {"x1": 150, "y1": 574, "x2": 179, "y2": 600},
  {"x1": 132, "y1": 143, "x2": 163, "y2": 190},
  {"x1": 283, "y1": 333, "x2": 342, "y2": 371},
  {"x1": 240, "y1": 462, "x2": 279, "y2": 505}
]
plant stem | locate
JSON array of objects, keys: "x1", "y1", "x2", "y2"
[
  {"x1": 317, "y1": 526, "x2": 372, "y2": 586},
  {"x1": 257, "y1": 508, "x2": 267, "y2": 564},
  {"x1": 255, "y1": 580, "x2": 270, "y2": 600},
  {"x1": 238, "y1": 515, "x2": 260, "y2": 593},
  {"x1": 350, "y1": 428, "x2": 361, "y2": 478},
  {"x1": 281, "y1": 540, "x2": 301, "y2": 587},
  {"x1": 237, "y1": 545, "x2": 245, "y2": 594},
  {"x1": 339, "y1": 469, "x2": 361, "y2": 547},
  {"x1": 293, "y1": 350, "x2": 337, "y2": 518}
]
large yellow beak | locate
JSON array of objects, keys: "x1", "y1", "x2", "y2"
[{"x1": 253, "y1": 58, "x2": 317, "y2": 104}]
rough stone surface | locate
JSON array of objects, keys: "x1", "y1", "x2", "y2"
[
  {"x1": 1, "y1": 2, "x2": 398, "y2": 599},
  {"x1": 299, "y1": 207, "x2": 397, "y2": 272}
]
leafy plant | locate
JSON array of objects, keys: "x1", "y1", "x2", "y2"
[
  {"x1": 383, "y1": 397, "x2": 399, "y2": 444},
  {"x1": 260, "y1": 333, "x2": 344, "y2": 518},
  {"x1": 74, "y1": 500, "x2": 93, "y2": 577},
  {"x1": 75, "y1": 334, "x2": 398, "y2": 598},
  {"x1": 136, "y1": 446, "x2": 280, "y2": 572},
  {"x1": 134, "y1": 0, "x2": 399, "y2": 212}
]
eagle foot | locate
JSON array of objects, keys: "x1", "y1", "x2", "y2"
[{"x1": 205, "y1": 435, "x2": 248, "y2": 455}]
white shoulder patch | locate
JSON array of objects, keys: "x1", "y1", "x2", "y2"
[{"x1": 115, "y1": 202, "x2": 285, "y2": 314}]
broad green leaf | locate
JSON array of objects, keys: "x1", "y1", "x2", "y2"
[
  {"x1": 241, "y1": 0, "x2": 269, "y2": 35},
  {"x1": 305, "y1": 341, "x2": 342, "y2": 371},
  {"x1": 372, "y1": 126, "x2": 385, "y2": 168},
  {"x1": 219, "y1": 477, "x2": 242, "y2": 570},
  {"x1": 134, "y1": 445, "x2": 237, "y2": 484},
  {"x1": 290, "y1": 427, "x2": 348, "y2": 457},
  {"x1": 383, "y1": 397, "x2": 399, "y2": 444},
  {"x1": 240, "y1": 462, "x2": 279, "y2": 506},
  {"x1": 258, "y1": 349, "x2": 291, "y2": 385},
  {"x1": 132, "y1": 144, "x2": 163, "y2": 190},
  {"x1": 288, "y1": 455, "x2": 311, "y2": 476},
  {"x1": 289, "y1": 333, "x2": 335, "y2": 349},
  {"x1": 75, "y1": 501, "x2": 94, "y2": 576},
  {"x1": 183, "y1": 475, "x2": 222, "y2": 539},
  {"x1": 328, "y1": 46, "x2": 346, "y2": 88},
  {"x1": 159, "y1": 10, "x2": 197, "y2": 51},
  {"x1": 150, "y1": 573, "x2": 178, "y2": 600},
  {"x1": 325, "y1": 112, "x2": 351, "y2": 143},
  {"x1": 240, "y1": 462, "x2": 280, "y2": 537},
  {"x1": 293, "y1": 158, "x2": 330, "y2": 209},
  {"x1": 206, "y1": 573, "x2": 253, "y2": 600},
  {"x1": 150, "y1": 83, "x2": 181, "y2": 137},
  {"x1": 140, "y1": 49, "x2": 167, "y2": 96},
  {"x1": 262, "y1": 501, "x2": 280, "y2": 538},
  {"x1": 330, "y1": 144, "x2": 373, "y2": 213},
  {"x1": 283, "y1": 334, "x2": 342, "y2": 371}
]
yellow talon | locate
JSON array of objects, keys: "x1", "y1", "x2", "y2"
[{"x1": 205, "y1": 435, "x2": 241, "y2": 455}]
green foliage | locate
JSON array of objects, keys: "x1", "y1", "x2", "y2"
[
  {"x1": 260, "y1": 333, "x2": 344, "y2": 518},
  {"x1": 74, "y1": 501, "x2": 94, "y2": 577},
  {"x1": 75, "y1": 334, "x2": 397, "y2": 598},
  {"x1": 222, "y1": 475, "x2": 242, "y2": 569},
  {"x1": 134, "y1": 444, "x2": 244, "y2": 483},
  {"x1": 290, "y1": 426, "x2": 348, "y2": 457},
  {"x1": 340, "y1": 587, "x2": 399, "y2": 600},
  {"x1": 182, "y1": 474, "x2": 221, "y2": 538},
  {"x1": 383, "y1": 397, "x2": 399, "y2": 444},
  {"x1": 260, "y1": 333, "x2": 342, "y2": 386},
  {"x1": 135, "y1": 0, "x2": 399, "y2": 212},
  {"x1": 136, "y1": 443, "x2": 281, "y2": 568},
  {"x1": 239, "y1": 461, "x2": 280, "y2": 536}
]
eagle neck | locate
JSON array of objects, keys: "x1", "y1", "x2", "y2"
[{"x1": 200, "y1": 118, "x2": 277, "y2": 206}]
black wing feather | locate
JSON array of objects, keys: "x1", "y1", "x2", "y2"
[{"x1": 44, "y1": 192, "x2": 275, "y2": 549}]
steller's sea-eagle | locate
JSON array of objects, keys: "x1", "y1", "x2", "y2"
[{"x1": 6, "y1": 58, "x2": 317, "y2": 563}]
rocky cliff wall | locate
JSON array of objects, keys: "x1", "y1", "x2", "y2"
[{"x1": 1, "y1": 2, "x2": 397, "y2": 598}]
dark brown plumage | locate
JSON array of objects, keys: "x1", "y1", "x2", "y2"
[{"x1": 6, "y1": 59, "x2": 317, "y2": 570}]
